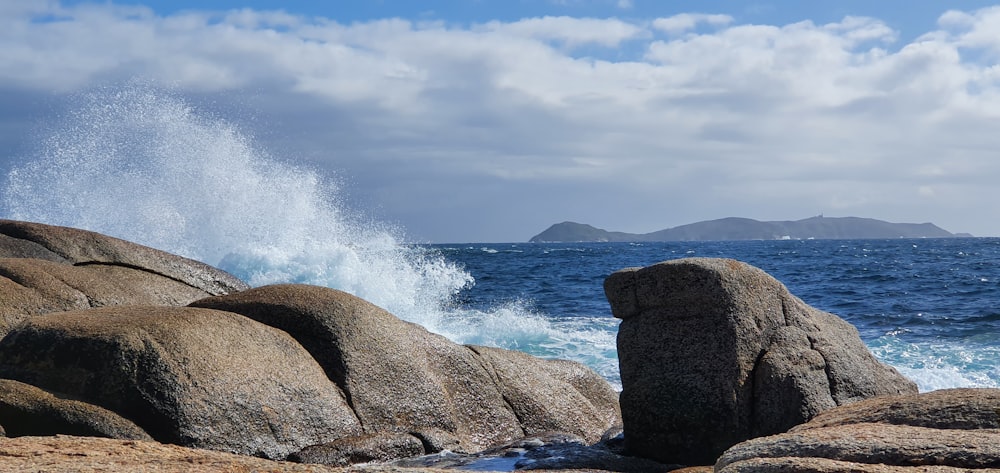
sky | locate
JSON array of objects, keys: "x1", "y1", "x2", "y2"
[{"x1": 3, "y1": 1, "x2": 1000, "y2": 243}]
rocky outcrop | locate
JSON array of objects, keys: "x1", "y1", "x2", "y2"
[
  {"x1": 0, "y1": 220, "x2": 623, "y2": 467},
  {"x1": 604, "y1": 257, "x2": 916, "y2": 465},
  {"x1": 191, "y1": 284, "x2": 622, "y2": 455},
  {"x1": 716, "y1": 388, "x2": 1000, "y2": 472},
  {"x1": 0, "y1": 306, "x2": 362, "y2": 459},
  {"x1": 0, "y1": 219, "x2": 248, "y2": 336},
  {"x1": 0, "y1": 379, "x2": 151, "y2": 440}
]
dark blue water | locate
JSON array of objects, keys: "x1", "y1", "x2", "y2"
[{"x1": 435, "y1": 238, "x2": 1000, "y2": 392}]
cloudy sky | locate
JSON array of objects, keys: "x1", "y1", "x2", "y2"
[{"x1": 3, "y1": 1, "x2": 1000, "y2": 243}]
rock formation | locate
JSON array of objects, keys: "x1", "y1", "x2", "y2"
[
  {"x1": 0, "y1": 219, "x2": 622, "y2": 467},
  {"x1": 716, "y1": 388, "x2": 1000, "y2": 472},
  {"x1": 605, "y1": 257, "x2": 916, "y2": 465},
  {"x1": 191, "y1": 284, "x2": 622, "y2": 454},
  {"x1": 0, "y1": 219, "x2": 248, "y2": 337},
  {"x1": 0, "y1": 306, "x2": 363, "y2": 459}
]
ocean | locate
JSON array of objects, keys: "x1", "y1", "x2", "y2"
[
  {"x1": 3, "y1": 84, "x2": 998, "y2": 393},
  {"x1": 433, "y1": 239, "x2": 1000, "y2": 392}
]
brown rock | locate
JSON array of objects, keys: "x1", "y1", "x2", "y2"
[
  {"x1": 0, "y1": 435, "x2": 356, "y2": 472},
  {"x1": 0, "y1": 219, "x2": 246, "y2": 295},
  {"x1": 470, "y1": 345, "x2": 622, "y2": 443},
  {"x1": 291, "y1": 432, "x2": 426, "y2": 466},
  {"x1": 717, "y1": 388, "x2": 1000, "y2": 472},
  {"x1": 0, "y1": 378, "x2": 151, "y2": 440},
  {"x1": 793, "y1": 387, "x2": 1000, "y2": 431},
  {"x1": 0, "y1": 219, "x2": 248, "y2": 336},
  {"x1": 716, "y1": 423, "x2": 1000, "y2": 471},
  {"x1": 0, "y1": 306, "x2": 362, "y2": 459},
  {"x1": 604, "y1": 258, "x2": 916, "y2": 465},
  {"x1": 718, "y1": 456, "x2": 981, "y2": 473},
  {"x1": 191, "y1": 284, "x2": 622, "y2": 453}
]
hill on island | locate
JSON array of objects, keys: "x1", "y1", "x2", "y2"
[{"x1": 529, "y1": 216, "x2": 968, "y2": 243}]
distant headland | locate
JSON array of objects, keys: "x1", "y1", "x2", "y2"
[{"x1": 529, "y1": 216, "x2": 972, "y2": 243}]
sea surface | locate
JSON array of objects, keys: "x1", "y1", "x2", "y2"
[
  {"x1": 3, "y1": 84, "x2": 998, "y2": 393},
  {"x1": 433, "y1": 239, "x2": 1000, "y2": 391}
]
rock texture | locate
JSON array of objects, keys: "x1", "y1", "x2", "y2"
[
  {"x1": 604, "y1": 257, "x2": 916, "y2": 465},
  {"x1": 0, "y1": 219, "x2": 248, "y2": 336},
  {"x1": 0, "y1": 435, "x2": 367, "y2": 473},
  {"x1": 291, "y1": 432, "x2": 427, "y2": 466},
  {"x1": 0, "y1": 306, "x2": 362, "y2": 459},
  {"x1": 191, "y1": 284, "x2": 622, "y2": 454},
  {"x1": 0, "y1": 378, "x2": 151, "y2": 440},
  {"x1": 717, "y1": 389, "x2": 1000, "y2": 472}
]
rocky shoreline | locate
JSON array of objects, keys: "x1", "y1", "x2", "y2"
[{"x1": 0, "y1": 219, "x2": 998, "y2": 472}]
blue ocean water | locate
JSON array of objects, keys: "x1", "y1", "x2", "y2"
[
  {"x1": 3, "y1": 85, "x2": 997, "y2": 393},
  {"x1": 436, "y1": 240, "x2": 1000, "y2": 391}
]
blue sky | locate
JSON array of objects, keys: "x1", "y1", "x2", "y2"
[
  {"x1": 52, "y1": 1, "x2": 976, "y2": 27},
  {"x1": 4, "y1": 1, "x2": 1000, "y2": 243},
  {"x1": 59, "y1": 0, "x2": 991, "y2": 43}
]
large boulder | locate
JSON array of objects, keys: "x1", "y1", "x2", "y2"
[
  {"x1": 0, "y1": 220, "x2": 248, "y2": 336},
  {"x1": 604, "y1": 257, "x2": 916, "y2": 465},
  {"x1": 0, "y1": 378, "x2": 151, "y2": 440},
  {"x1": 716, "y1": 388, "x2": 1000, "y2": 472},
  {"x1": 191, "y1": 284, "x2": 621, "y2": 455},
  {"x1": 0, "y1": 306, "x2": 362, "y2": 459}
]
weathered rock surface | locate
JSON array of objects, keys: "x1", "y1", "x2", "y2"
[
  {"x1": 0, "y1": 378, "x2": 151, "y2": 440},
  {"x1": 717, "y1": 423, "x2": 1000, "y2": 472},
  {"x1": 716, "y1": 388, "x2": 1000, "y2": 472},
  {"x1": 793, "y1": 387, "x2": 1000, "y2": 431},
  {"x1": 0, "y1": 219, "x2": 248, "y2": 336},
  {"x1": 470, "y1": 345, "x2": 621, "y2": 441},
  {"x1": 191, "y1": 283, "x2": 622, "y2": 455},
  {"x1": 0, "y1": 435, "x2": 368, "y2": 473},
  {"x1": 604, "y1": 257, "x2": 916, "y2": 465},
  {"x1": 291, "y1": 432, "x2": 427, "y2": 466},
  {"x1": 0, "y1": 306, "x2": 362, "y2": 459}
]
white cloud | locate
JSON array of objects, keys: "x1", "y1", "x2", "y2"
[
  {"x1": 652, "y1": 13, "x2": 733, "y2": 35},
  {"x1": 2, "y1": 3, "x2": 1000, "y2": 240},
  {"x1": 481, "y1": 16, "x2": 645, "y2": 48}
]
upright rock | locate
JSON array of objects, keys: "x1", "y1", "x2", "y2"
[
  {"x1": 192, "y1": 284, "x2": 621, "y2": 455},
  {"x1": 604, "y1": 257, "x2": 915, "y2": 465}
]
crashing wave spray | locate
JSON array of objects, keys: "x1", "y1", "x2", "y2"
[
  {"x1": 1, "y1": 84, "x2": 472, "y2": 332},
  {"x1": 1, "y1": 84, "x2": 620, "y2": 387}
]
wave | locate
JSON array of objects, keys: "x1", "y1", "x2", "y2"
[{"x1": 0, "y1": 83, "x2": 619, "y2": 387}]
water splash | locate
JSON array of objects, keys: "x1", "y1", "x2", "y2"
[
  {"x1": 1, "y1": 84, "x2": 478, "y2": 326},
  {"x1": 1, "y1": 84, "x2": 619, "y2": 387},
  {"x1": 868, "y1": 335, "x2": 1000, "y2": 392}
]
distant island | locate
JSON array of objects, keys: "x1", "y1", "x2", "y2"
[{"x1": 529, "y1": 216, "x2": 972, "y2": 243}]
